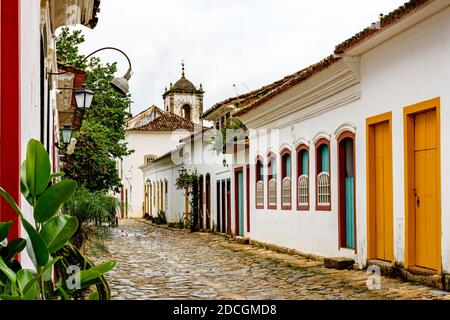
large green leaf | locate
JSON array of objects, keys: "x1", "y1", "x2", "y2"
[
  {"x1": 39, "y1": 215, "x2": 78, "y2": 253},
  {"x1": 0, "y1": 221, "x2": 13, "y2": 243},
  {"x1": 77, "y1": 269, "x2": 103, "y2": 289},
  {"x1": 25, "y1": 139, "x2": 51, "y2": 197},
  {"x1": 22, "y1": 219, "x2": 49, "y2": 268},
  {"x1": 90, "y1": 261, "x2": 116, "y2": 275},
  {"x1": 3, "y1": 238, "x2": 26, "y2": 262},
  {"x1": 17, "y1": 270, "x2": 37, "y2": 300},
  {"x1": 23, "y1": 257, "x2": 61, "y2": 294},
  {"x1": 20, "y1": 162, "x2": 33, "y2": 206},
  {"x1": 50, "y1": 172, "x2": 65, "y2": 179},
  {"x1": 0, "y1": 188, "x2": 24, "y2": 219},
  {"x1": 0, "y1": 256, "x2": 17, "y2": 296},
  {"x1": 34, "y1": 180, "x2": 77, "y2": 224}
]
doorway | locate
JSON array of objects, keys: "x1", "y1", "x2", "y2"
[
  {"x1": 367, "y1": 112, "x2": 394, "y2": 262},
  {"x1": 404, "y1": 98, "x2": 441, "y2": 272},
  {"x1": 338, "y1": 132, "x2": 356, "y2": 250},
  {"x1": 235, "y1": 168, "x2": 244, "y2": 237},
  {"x1": 226, "y1": 179, "x2": 231, "y2": 235},
  {"x1": 198, "y1": 175, "x2": 204, "y2": 230},
  {"x1": 205, "y1": 174, "x2": 211, "y2": 230}
]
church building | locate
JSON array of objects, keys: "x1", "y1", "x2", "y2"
[{"x1": 119, "y1": 64, "x2": 203, "y2": 218}]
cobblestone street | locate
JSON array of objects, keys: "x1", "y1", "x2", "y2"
[{"x1": 92, "y1": 219, "x2": 450, "y2": 300}]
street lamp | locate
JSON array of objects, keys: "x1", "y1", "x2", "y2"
[
  {"x1": 50, "y1": 46, "x2": 133, "y2": 96},
  {"x1": 146, "y1": 178, "x2": 151, "y2": 186},
  {"x1": 178, "y1": 167, "x2": 187, "y2": 176},
  {"x1": 55, "y1": 124, "x2": 73, "y2": 151},
  {"x1": 61, "y1": 125, "x2": 73, "y2": 146},
  {"x1": 73, "y1": 83, "x2": 94, "y2": 109}
]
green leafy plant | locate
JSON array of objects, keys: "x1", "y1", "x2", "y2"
[
  {"x1": 0, "y1": 139, "x2": 116, "y2": 300},
  {"x1": 175, "y1": 170, "x2": 199, "y2": 232},
  {"x1": 62, "y1": 187, "x2": 119, "y2": 250},
  {"x1": 210, "y1": 117, "x2": 247, "y2": 151},
  {"x1": 155, "y1": 211, "x2": 167, "y2": 225},
  {"x1": 57, "y1": 27, "x2": 134, "y2": 193}
]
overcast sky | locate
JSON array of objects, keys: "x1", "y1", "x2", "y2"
[{"x1": 77, "y1": 0, "x2": 406, "y2": 116}]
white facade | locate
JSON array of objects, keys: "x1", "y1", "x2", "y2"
[
  {"x1": 5, "y1": 0, "x2": 100, "y2": 267},
  {"x1": 120, "y1": 131, "x2": 184, "y2": 218},
  {"x1": 239, "y1": 3, "x2": 450, "y2": 273},
  {"x1": 142, "y1": 131, "x2": 233, "y2": 227}
]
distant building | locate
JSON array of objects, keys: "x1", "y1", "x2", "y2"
[
  {"x1": 119, "y1": 64, "x2": 203, "y2": 218},
  {"x1": 162, "y1": 62, "x2": 204, "y2": 126}
]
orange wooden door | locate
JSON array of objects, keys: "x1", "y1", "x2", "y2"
[
  {"x1": 373, "y1": 121, "x2": 393, "y2": 262},
  {"x1": 414, "y1": 110, "x2": 439, "y2": 270}
]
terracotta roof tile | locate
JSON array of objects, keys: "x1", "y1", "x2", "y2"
[
  {"x1": 127, "y1": 111, "x2": 199, "y2": 133},
  {"x1": 235, "y1": 55, "x2": 340, "y2": 117},
  {"x1": 234, "y1": 0, "x2": 433, "y2": 118},
  {"x1": 334, "y1": 0, "x2": 430, "y2": 54}
]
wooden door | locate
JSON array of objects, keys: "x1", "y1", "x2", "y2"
[
  {"x1": 235, "y1": 170, "x2": 244, "y2": 237},
  {"x1": 374, "y1": 121, "x2": 393, "y2": 261},
  {"x1": 199, "y1": 175, "x2": 204, "y2": 230},
  {"x1": 338, "y1": 133, "x2": 355, "y2": 250},
  {"x1": 226, "y1": 179, "x2": 231, "y2": 235},
  {"x1": 414, "y1": 110, "x2": 439, "y2": 270},
  {"x1": 221, "y1": 180, "x2": 226, "y2": 233},
  {"x1": 206, "y1": 175, "x2": 211, "y2": 230},
  {"x1": 216, "y1": 181, "x2": 221, "y2": 232},
  {"x1": 367, "y1": 116, "x2": 394, "y2": 262}
]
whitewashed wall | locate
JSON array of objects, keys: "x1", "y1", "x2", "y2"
[
  {"x1": 121, "y1": 132, "x2": 181, "y2": 218},
  {"x1": 360, "y1": 7, "x2": 450, "y2": 271},
  {"x1": 241, "y1": 6, "x2": 450, "y2": 272}
]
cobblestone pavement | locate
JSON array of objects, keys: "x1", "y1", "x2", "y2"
[{"x1": 91, "y1": 219, "x2": 450, "y2": 300}]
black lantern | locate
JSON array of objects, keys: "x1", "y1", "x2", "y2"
[
  {"x1": 178, "y1": 167, "x2": 187, "y2": 176},
  {"x1": 146, "y1": 178, "x2": 151, "y2": 186},
  {"x1": 74, "y1": 83, "x2": 94, "y2": 109},
  {"x1": 61, "y1": 125, "x2": 73, "y2": 146}
]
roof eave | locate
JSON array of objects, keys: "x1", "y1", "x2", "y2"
[{"x1": 336, "y1": 0, "x2": 448, "y2": 56}]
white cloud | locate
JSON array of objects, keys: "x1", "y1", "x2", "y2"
[{"x1": 77, "y1": 0, "x2": 406, "y2": 115}]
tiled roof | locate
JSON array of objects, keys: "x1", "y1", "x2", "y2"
[
  {"x1": 202, "y1": 73, "x2": 298, "y2": 119},
  {"x1": 334, "y1": 0, "x2": 430, "y2": 54},
  {"x1": 235, "y1": 55, "x2": 340, "y2": 117},
  {"x1": 127, "y1": 111, "x2": 199, "y2": 133},
  {"x1": 234, "y1": 0, "x2": 432, "y2": 118}
]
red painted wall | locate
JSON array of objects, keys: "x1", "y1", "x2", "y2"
[{"x1": 0, "y1": 0, "x2": 21, "y2": 240}]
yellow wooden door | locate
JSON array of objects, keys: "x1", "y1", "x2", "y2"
[
  {"x1": 374, "y1": 121, "x2": 393, "y2": 262},
  {"x1": 414, "y1": 110, "x2": 439, "y2": 270}
]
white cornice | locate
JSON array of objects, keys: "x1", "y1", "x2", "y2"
[
  {"x1": 344, "y1": 0, "x2": 450, "y2": 57},
  {"x1": 240, "y1": 60, "x2": 361, "y2": 129}
]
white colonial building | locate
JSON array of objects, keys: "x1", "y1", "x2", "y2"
[
  {"x1": 142, "y1": 0, "x2": 450, "y2": 289},
  {"x1": 119, "y1": 66, "x2": 203, "y2": 218}
]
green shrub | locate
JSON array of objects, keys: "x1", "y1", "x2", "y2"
[
  {"x1": 155, "y1": 211, "x2": 167, "y2": 225},
  {"x1": 63, "y1": 187, "x2": 119, "y2": 251}
]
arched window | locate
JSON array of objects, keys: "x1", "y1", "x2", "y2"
[
  {"x1": 182, "y1": 104, "x2": 192, "y2": 121},
  {"x1": 281, "y1": 149, "x2": 292, "y2": 210},
  {"x1": 255, "y1": 157, "x2": 264, "y2": 209},
  {"x1": 267, "y1": 153, "x2": 277, "y2": 209},
  {"x1": 297, "y1": 145, "x2": 309, "y2": 210},
  {"x1": 316, "y1": 139, "x2": 331, "y2": 211}
]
